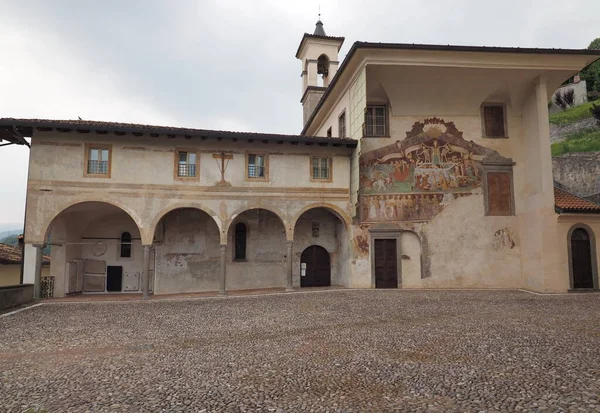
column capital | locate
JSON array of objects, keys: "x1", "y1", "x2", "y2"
[
  {"x1": 286, "y1": 240, "x2": 294, "y2": 247},
  {"x1": 32, "y1": 243, "x2": 45, "y2": 249},
  {"x1": 220, "y1": 244, "x2": 227, "y2": 251}
]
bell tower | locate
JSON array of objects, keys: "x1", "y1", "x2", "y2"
[{"x1": 296, "y1": 19, "x2": 344, "y2": 126}]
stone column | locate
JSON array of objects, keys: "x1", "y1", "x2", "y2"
[
  {"x1": 286, "y1": 241, "x2": 293, "y2": 291},
  {"x1": 142, "y1": 245, "x2": 151, "y2": 300},
  {"x1": 33, "y1": 244, "x2": 44, "y2": 299},
  {"x1": 219, "y1": 244, "x2": 227, "y2": 295}
]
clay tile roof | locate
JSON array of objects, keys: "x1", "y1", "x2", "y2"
[
  {"x1": 554, "y1": 186, "x2": 600, "y2": 213},
  {"x1": 0, "y1": 118, "x2": 357, "y2": 146},
  {"x1": 0, "y1": 243, "x2": 50, "y2": 265}
]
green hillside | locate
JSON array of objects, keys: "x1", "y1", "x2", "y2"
[{"x1": 549, "y1": 99, "x2": 600, "y2": 125}]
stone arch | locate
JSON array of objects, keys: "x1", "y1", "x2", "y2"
[
  {"x1": 290, "y1": 203, "x2": 351, "y2": 239},
  {"x1": 149, "y1": 204, "x2": 222, "y2": 246},
  {"x1": 225, "y1": 206, "x2": 289, "y2": 242},
  {"x1": 42, "y1": 198, "x2": 142, "y2": 245},
  {"x1": 567, "y1": 223, "x2": 598, "y2": 290}
]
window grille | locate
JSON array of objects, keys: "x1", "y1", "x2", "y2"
[
  {"x1": 87, "y1": 148, "x2": 110, "y2": 174},
  {"x1": 312, "y1": 157, "x2": 330, "y2": 180},
  {"x1": 364, "y1": 105, "x2": 387, "y2": 137},
  {"x1": 177, "y1": 151, "x2": 197, "y2": 177},
  {"x1": 248, "y1": 154, "x2": 265, "y2": 178},
  {"x1": 338, "y1": 112, "x2": 346, "y2": 138}
]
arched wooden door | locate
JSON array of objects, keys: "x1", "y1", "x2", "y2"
[
  {"x1": 300, "y1": 246, "x2": 331, "y2": 287},
  {"x1": 572, "y1": 228, "x2": 594, "y2": 289}
]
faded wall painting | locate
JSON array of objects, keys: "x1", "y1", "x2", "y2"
[{"x1": 360, "y1": 118, "x2": 496, "y2": 223}]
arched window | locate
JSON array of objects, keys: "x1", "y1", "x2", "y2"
[
  {"x1": 234, "y1": 222, "x2": 247, "y2": 260},
  {"x1": 120, "y1": 232, "x2": 132, "y2": 258}
]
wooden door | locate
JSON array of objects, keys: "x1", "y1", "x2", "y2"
[
  {"x1": 572, "y1": 229, "x2": 593, "y2": 289},
  {"x1": 374, "y1": 239, "x2": 398, "y2": 288},
  {"x1": 301, "y1": 246, "x2": 331, "y2": 287}
]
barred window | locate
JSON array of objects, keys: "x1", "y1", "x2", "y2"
[
  {"x1": 338, "y1": 111, "x2": 346, "y2": 138},
  {"x1": 364, "y1": 105, "x2": 387, "y2": 137},
  {"x1": 312, "y1": 156, "x2": 330, "y2": 180},
  {"x1": 247, "y1": 154, "x2": 266, "y2": 179},
  {"x1": 482, "y1": 104, "x2": 506, "y2": 138},
  {"x1": 177, "y1": 151, "x2": 197, "y2": 177},
  {"x1": 120, "y1": 232, "x2": 132, "y2": 258},
  {"x1": 87, "y1": 147, "x2": 110, "y2": 175}
]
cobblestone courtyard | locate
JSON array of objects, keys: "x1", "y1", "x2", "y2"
[{"x1": 1, "y1": 290, "x2": 599, "y2": 412}]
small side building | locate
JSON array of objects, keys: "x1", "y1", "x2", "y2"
[{"x1": 0, "y1": 237, "x2": 50, "y2": 287}]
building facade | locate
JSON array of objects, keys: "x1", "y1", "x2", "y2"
[{"x1": 2, "y1": 21, "x2": 600, "y2": 297}]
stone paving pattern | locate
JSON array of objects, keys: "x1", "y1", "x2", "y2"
[{"x1": 1, "y1": 290, "x2": 599, "y2": 412}]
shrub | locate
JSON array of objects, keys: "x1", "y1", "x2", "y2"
[
  {"x1": 590, "y1": 103, "x2": 600, "y2": 126},
  {"x1": 554, "y1": 90, "x2": 566, "y2": 110},
  {"x1": 563, "y1": 89, "x2": 575, "y2": 107}
]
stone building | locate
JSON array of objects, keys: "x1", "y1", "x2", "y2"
[{"x1": 2, "y1": 20, "x2": 600, "y2": 297}]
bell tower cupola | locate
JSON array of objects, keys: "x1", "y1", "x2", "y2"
[{"x1": 296, "y1": 18, "x2": 344, "y2": 126}]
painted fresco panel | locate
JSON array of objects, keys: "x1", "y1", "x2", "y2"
[{"x1": 359, "y1": 118, "x2": 497, "y2": 223}]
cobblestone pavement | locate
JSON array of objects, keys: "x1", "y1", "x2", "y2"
[{"x1": 1, "y1": 290, "x2": 600, "y2": 412}]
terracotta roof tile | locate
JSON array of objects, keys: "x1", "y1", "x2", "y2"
[
  {"x1": 554, "y1": 186, "x2": 600, "y2": 213},
  {"x1": 0, "y1": 243, "x2": 50, "y2": 265},
  {"x1": 0, "y1": 118, "x2": 357, "y2": 146}
]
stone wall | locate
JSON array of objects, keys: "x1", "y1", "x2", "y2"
[
  {"x1": 553, "y1": 152, "x2": 600, "y2": 199},
  {"x1": 0, "y1": 284, "x2": 33, "y2": 311}
]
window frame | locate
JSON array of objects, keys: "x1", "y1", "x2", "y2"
[
  {"x1": 245, "y1": 152, "x2": 269, "y2": 181},
  {"x1": 363, "y1": 104, "x2": 389, "y2": 138},
  {"x1": 84, "y1": 143, "x2": 112, "y2": 178},
  {"x1": 481, "y1": 103, "x2": 509, "y2": 139},
  {"x1": 174, "y1": 148, "x2": 200, "y2": 181},
  {"x1": 310, "y1": 155, "x2": 333, "y2": 182},
  {"x1": 482, "y1": 157, "x2": 516, "y2": 216},
  {"x1": 338, "y1": 110, "x2": 346, "y2": 138},
  {"x1": 120, "y1": 231, "x2": 132, "y2": 259}
]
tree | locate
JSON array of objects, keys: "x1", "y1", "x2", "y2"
[{"x1": 580, "y1": 37, "x2": 600, "y2": 94}]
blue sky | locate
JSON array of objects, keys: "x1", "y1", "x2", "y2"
[{"x1": 1, "y1": 0, "x2": 599, "y2": 228}]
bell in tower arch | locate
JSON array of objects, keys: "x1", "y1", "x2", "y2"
[{"x1": 317, "y1": 54, "x2": 330, "y2": 78}]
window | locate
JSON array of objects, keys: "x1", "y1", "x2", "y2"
[
  {"x1": 120, "y1": 232, "x2": 132, "y2": 258},
  {"x1": 482, "y1": 104, "x2": 507, "y2": 138},
  {"x1": 177, "y1": 151, "x2": 197, "y2": 177},
  {"x1": 327, "y1": 127, "x2": 332, "y2": 138},
  {"x1": 485, "y1": 171, "x2": 513, "y2": 216},
  {"x1": 338, "y1": 111, "x2": 346, "y2": 138},
  {"x1": 311, "y1": 156, "x2": 331, "y2": 180},
  {"x1": 364, "y1": 105, "x2": 387, "y2": 137},
  {"x1": 85, "y1": 144, "x2": 111, "y2": 177},
  {"x1": 247, "y1": 153, "x2": 267, "y2": 179},
  {"x1": 234, "y1": 222, "x2": 247, "y2": 260}
]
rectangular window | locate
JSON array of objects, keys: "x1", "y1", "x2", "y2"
[
  {"x1": 338, "y1": 111, "x2": 346, "y2": 138},
  {"x1": 247, "y1": 154, "x2": 266, "y2": 179},
  {"x1": 312, "y1": 156, "x2": 331, "y2": 180},
  {"x1": 483, "y1": 105, "x2": 506, "y2": 138},
  {"x1": 177, "y1": 151, "x2": 197, "y2": 177},
  {"x1": 85, "y1": 144, "x2": 111, "y2": 177},
  {"x1": 486, "y1": 171, "x2": 513, "y2": 215},
  {"x1": 364, "y1": 105, "x2": 387, "y2": 137}
]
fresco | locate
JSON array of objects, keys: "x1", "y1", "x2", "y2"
[{"x1": 359, "y1": 117, "x2": 495, "y2": 223}]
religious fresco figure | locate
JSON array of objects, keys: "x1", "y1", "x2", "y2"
[{"x1": 358, "y1": 117, "x2": 502, "y2": 223}]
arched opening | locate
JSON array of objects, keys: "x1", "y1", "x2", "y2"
[
  {"x1": 300, "y1": 245, "x2": 331, "y2": 287},
  {"x1": 234, "y1": 222, "x2": 247, "y2": 260},
  {"x1": 152, "y1": 208, "x2": 221, "y2": 294},
  {"x1": 570, "y1": 227, "x2": 596, "y2": 289},
  {"x1": 120, "y1": 232, "x2": 132, "y2": 258},
  {"x1": 227, "y1": 208, "x2": 287, "y2": 290},
  {"x1": 44, "y1": 202, "x2": 142, "y2": 297},
  {"x1": 317, "y1": 54, "x2": 330, "y2": 87},
  {"x1": 292, "y1": 207, "x2": 349, "y2": 287}
]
